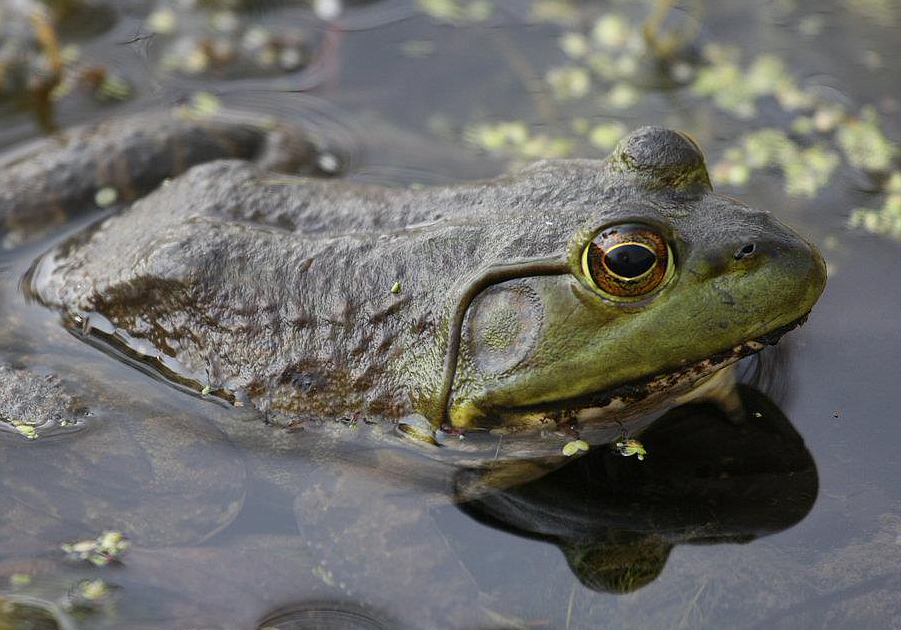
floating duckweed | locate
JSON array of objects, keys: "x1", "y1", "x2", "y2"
[
  {"x1": 76, "y1": 579, "x2": 107, "y2": 602},
  {"x1": 670, "y1": 60, "x2": 694, "y2": 83},
  {"x1": 791, "y1": 116, "x2": 815, "y2": 136},
  {"x1": 466, "y1": 121, "x2": 572, "y2": 160},
  {"x1": 562, "y1": 439, "x2": 589, "y2": 456},
  {"x1": 184, "y1": 47, "x2": 210, "y2": 74},
  {"x1": 690, "y1": 60, "x2": 753, "y2": 118},
  {"x1": 812, "y1": 103, "x2": 845, "y2": 133},
  {"x1": 8, "y1": 574, "x2": 30, "y2": 588},
  {"x1": 774, "y1": 79, "x2": 815, "y2": 111},
  {"x1": 470, "y1": 121, "x2": 526, "y2": 149},
  {"x1": 62, "y1": 531, "x2": 130, "y2": 566},
  {"x1": 604, "y1": 82, "x2": 638, "y2": 109},
  {"x1": 585, "y1": 51, "x2": 617, "y2": 81},
  {"x1": 711, "y1": 130, "x2": 839, "y2": 198},
  {"x1": 546, "y1": 66, "x2": 590, "y2": 101},
  {"x1": 588, "y1": 122, "x2": 627, "y2": 151},
  {"x1": 742, "y1": 129, "x2": 791, "y2": 168},
  {"x1": 692, "y1": 51, "x2": 806, "y2": 119},
  {"x1": 279, "y1": 47, "x2": 304, "y2": 71},
  {"x1": 784, "y1": 146, "x2": 840, "y2": 197},
  {"x1": 710, "y1": 157, "x2": 750, "y2": 187},
  {"x1": 861, "y1": 49, "x2": 882, "y2": 70},
  {"x1": 14, "y1": 424, "x2": 37, "y2": 440},
  {"x1": 242, "y1": 26, "x2": 270, "y2": 51},
  {"x1": 614, "y1": 54, "x2": 638, "y2": 78},
  {"x1": 94, "y1": 187, "x2": 118, "y2": 207},
  {"x1": 849, "y1": 193, "x2": 901, "y2": 240},
  {"x1": 147, "y1": 9, "x2": 176, "y2": 34},
  {"x1": 570, "y1": 117, "x2": 589, "y2": 135},
  {"x1": 836, "y1": 107, "x2": 897, "y2": 174},
  {"x1": 189, "y1": 92, "x2": 222, "y2": 118},
  {"x1": 745, "y1": 54, "x2": 785, "y2": 95},
  {"x1": 64, "y1": 578, "x2": 113, "y2": 612},
  {"x1": 701, "y1": 43, "x2": 741, "y2": 65},
  {"x1": 417, "y1": 0, "x2": 491, "y2": 23},
  {"x1": 98, "y1": 73, "x2": 131, "y2": 101},
  {"x1": 615, "y1": 438, "x2": 646, "y2": 460},
  {"x1": 256, "y1": 47, "x2": 277, "y2": 68},
  {"x1": 211, "y1": 10, "x2": 240, "y2": 34},
  {"x1": 390, "y1": 282, "x2": 400, "y2": 294},
  {"x1": 464, "y1": 0, "x2": 491, "y2": 21},
  {"x1": 60, "y1": 44, "x2": 80, "y2": 65},
  {"x1": 591, "y1": 14, "x2": 630, "y2": 49},
  {"x1": 797, "y1": 14, "x2": 824, "y2": 36},
  {"x1": 559, "y1": 33, "x2": 588, "y2": 59},
  {"x1": 400, "y1": 40, "x2": 437, "y2": 59},
  {"x1": 312, "y1": 565, "x2": 335, "y2": 587}
]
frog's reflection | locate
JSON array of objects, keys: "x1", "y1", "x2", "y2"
[{"x1": 457, "y1": 385, "x2": 818, "y2": 594}]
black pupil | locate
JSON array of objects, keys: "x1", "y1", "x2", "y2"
[{"x1": 604, "y1": 244, "x2": 656, "y2": 278}]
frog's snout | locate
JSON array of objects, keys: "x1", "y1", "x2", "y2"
[
  {"x1": 789, "y1": 232, "x2": 827, "y2": 309},
  {"x1": 740, "y1": 219, "x2": 826, "y2": 307},
  {"x1": 692, "y1": 209, "x2": 827, "y2": 323}
]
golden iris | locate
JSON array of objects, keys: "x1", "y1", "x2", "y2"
[{"x1": 581, "y1": 224, "x2": 671, "y2": 298}]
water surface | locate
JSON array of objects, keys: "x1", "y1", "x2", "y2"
[{"x1": 1, "y1": 0, "x2": 900, "y2": 628}]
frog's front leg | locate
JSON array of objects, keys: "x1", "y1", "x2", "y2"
[{"x1": 675, "y1": 363, "x2": 746, "y2": 424}]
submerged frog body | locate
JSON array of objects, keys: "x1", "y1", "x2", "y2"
[{"x1": 23, "y1": 109, "x2": 826, "y2": 463}]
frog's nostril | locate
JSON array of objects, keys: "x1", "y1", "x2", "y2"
[{"x1": 733, "y1": 243, "x2": 756, "y2": 260}]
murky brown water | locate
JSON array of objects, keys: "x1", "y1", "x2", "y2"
[{"x1": 2, "y1": 0, "x2": 901, "y2": 628}]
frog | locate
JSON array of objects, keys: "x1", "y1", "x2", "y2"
[{"x1": 17, "y1": 106, "x2": 825, "y2": 474}]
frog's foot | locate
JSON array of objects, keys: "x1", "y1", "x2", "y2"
[{"x1": 674, "y1": 362, "x2": 746, "y2": 424}]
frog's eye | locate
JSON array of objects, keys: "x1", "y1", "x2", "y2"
[{"x1": 581, "y1": 224, "x2": 672, "y2": 298}]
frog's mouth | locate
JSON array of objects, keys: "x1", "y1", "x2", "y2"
[
  {"x1": 450, "y1": 313, "x2": 808, "y2": 437},
  {"x1": 428, "y1": 314, "x2": 807, "y2": 463},
  {"x1": 541, "y1": 314, "x2": 807, "y2": 418}
]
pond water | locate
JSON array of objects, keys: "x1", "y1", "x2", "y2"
[{"x1": 1, "y1": 0, "x2": 901, "y2": 628}]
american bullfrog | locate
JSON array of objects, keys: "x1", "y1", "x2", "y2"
[{"x1": 18, "y1": 107, "x2": 825, "y2": 469}]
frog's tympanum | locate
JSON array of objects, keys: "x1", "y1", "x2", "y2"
[{"x1": 21, "y1": 109, "x2": 826, "y2": 466}]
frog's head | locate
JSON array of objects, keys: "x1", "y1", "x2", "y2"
[{"x1": 435, "y1": 127, "x2": 826, "y2": 438}]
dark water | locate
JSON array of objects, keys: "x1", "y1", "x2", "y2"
[{"x1": 1, "y1": 0, "x2": 901, "y2": 628}]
